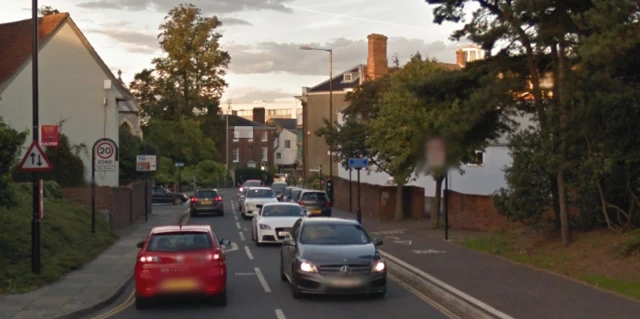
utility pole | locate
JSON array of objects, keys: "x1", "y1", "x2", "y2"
[
  {"x1": 226, "y1": 99, "x2": 230, "y2": 181},
  {"x1": 31, "y1": 0, "x2": 41, "y2": 274}
]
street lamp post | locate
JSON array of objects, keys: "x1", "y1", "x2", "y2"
[
  {"x1": 224, "y1": 100, "x2": 231, "y2": 187},
  {"x1": 299, "y1": 46, "x2": 333, "y2": 199}
]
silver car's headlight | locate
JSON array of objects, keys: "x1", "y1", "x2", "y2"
[
  {"x1": 246, "y1": 203, "x2": 255, "y2": 209},
  {"x1": 259, "y1": 224, "x2": 271, "y2": 230}
]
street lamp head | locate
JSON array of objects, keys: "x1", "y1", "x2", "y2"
[{"x1": 299, "y1": 45, "x2": 313, "y2": 50}]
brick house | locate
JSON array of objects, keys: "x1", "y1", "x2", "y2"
[{"x1": 219, "y1": 107, "x2": 276, "y2": 170}]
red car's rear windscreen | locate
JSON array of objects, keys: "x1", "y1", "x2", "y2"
[{"x1": 146, "y1": 232, "x2": 215, "y2": 252}]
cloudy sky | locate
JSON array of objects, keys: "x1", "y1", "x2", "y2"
[{"x1": 1, "y1": 0, "x2": 469, "y2": 103}]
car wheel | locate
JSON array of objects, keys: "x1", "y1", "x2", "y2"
[
  {"x1": 213, "y1": 289, "x2": 227, "y2": 307},
  {"x1": 135, "y1": 296, "x2": 153, "y2": 309},
  {"x1": 291, "y1": 266, "x2": 302, "y2": 299},
  {"x1": 372, "y1": 291, "x2": 386, "y2": 299},
  {"x1": 218, "y1": 210, "x2": 224, "y2": 216},
  {"x1": 173, "y1": 197, "x2": 181, "y2": 205},
  {"x1": 280, "y1": 257, "x2": 287, "y2": 282}
]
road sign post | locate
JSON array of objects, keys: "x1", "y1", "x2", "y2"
[
  {"x1": 18, "y1": 140, "x2": 53, "y2": 275},
  {"x1": 91, "y1": 138, "x2": 119, "y2": 234},
  {"x1": 348, "y1": 158, "x2": 368, "y2": 224},
  {"x1": 349, "y1": 168, "x2": 353, "y2": 212},
  {"x1": 137, "y1": 155, "x2": 157, "y2": 222}
]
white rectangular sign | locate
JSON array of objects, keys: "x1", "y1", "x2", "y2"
[
  {"x1": 136, "y1": 155, "x2": 157, "y2": 171},
  {"x1": 94, "y1": 140, "x2": 117, "y2": 171},
  {"x1": 234, "y1": 126, "x2": 254, "y2": 139}
]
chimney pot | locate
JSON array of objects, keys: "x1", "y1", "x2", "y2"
[{"x1": 456, "y1": 49, "x2": 467, "y2": 68}]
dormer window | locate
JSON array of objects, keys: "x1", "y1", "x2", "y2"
[{"x1": 343, "y1": 73, "x2": 353, "y2": 82}]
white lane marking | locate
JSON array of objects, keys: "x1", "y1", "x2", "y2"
[
  {"x1": 275, "y1": 309, "x2": 286, "y2": 319},
  {"x1": 254, "y1": 267, "x2": 272, "y2": 293},
  {"x1": 380, "y1": 250, "x2": 514, "y2": 319},
  {"x1": 234, "y1": 215, "x2": 238, "y2": 221},
  {"x1": 236, "y1": 222, "x2": 241, "y2": 230},
  {"x1": 239, "y1": 231, "x2": 246, "y2": 241},
  {"x1": 244, "y1": 245, "x2": 254, "y2": 260}
]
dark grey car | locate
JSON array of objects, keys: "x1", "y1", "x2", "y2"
[
  {"x1": 280, "y1": 218, "x2": 386, "y2": 298},
  {"x1": 190, "y1": 189, "x2": 224, "y2": 216},
  {"x1": 288, "y1": 188, "x2": 303, "y2": 203},
  {"x1": 297, "y1": 190, "x2": 331, "y2": 217},
  {"x1": 272, "y1": 182, "x2": 288, "y2": 200},
  {"x1": 282, "y1": 187, "x2": 295, "y2": 201}
]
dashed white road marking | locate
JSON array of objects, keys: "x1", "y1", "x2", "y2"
[
  {"x1": 236, "y1": 222, "x2": 241, "y2": 230},
  {"x1": 239, "y1": 231, "x2": 246, "y2": 241},
  {"x1": 244, "y1": 245, "x2": 254, "y2": 260},
  {"x1": 254, "y1": 267, "x2": 272, "y2": 293},
  {"x1": 275, "y1": 309, "x2": 286, "y2": 319}
]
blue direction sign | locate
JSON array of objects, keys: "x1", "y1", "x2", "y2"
[
  {"x1": 348, "y1": 158, "x2": 368, "y2": 169},
  {"x1": 175, "y1": 162, "x2": 184, "y2": 168}
]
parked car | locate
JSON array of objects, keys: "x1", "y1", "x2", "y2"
[
  {"x1": 271, "y1": 182, "x2": 288, "y2": 200},
  {"x1": 252, "y1": 202, "x2": 305, "y2": 245},
  {"x1": 296, "y1": 190, "x2": 332, "y2": 217},
  {"x1": 134, "y1": 225, "x2": 231, "y2": 309},
  {"x1": 241, "y1": 187, "x2": 278, "y2": 219},
  {"x1": 190, "y1": 189, "x2": 224, "y2": 217},
  {"x1": 280, "y1": 218, "x2": 386, "y2": 298},
  {"x1": 151, "y1": 186, "x2": 187, "y2": 205}
]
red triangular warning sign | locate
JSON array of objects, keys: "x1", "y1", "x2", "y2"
[{"x1": 18, "y1": 141, "x2": 53, "y2": 172}]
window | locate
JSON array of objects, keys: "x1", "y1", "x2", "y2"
[
  {"x1": 276, "y1": 152, "x2": 282, "y2": 159},
  {"x1": 262, "y1": 131, "x2": 268, "y2": 141},
  {"x1": 284, "y1": 140, "x2": 291, "y2": 148},
  {"x1": 343, "y1": 73, "x2": 353, "y2": 82},
  {"x1": 261, "y1": 147, "x2": 268, "y2": 161},
  {"x1": 247, "y1": 189, "x2": 275, "y2": 198},
  {"x1": 195, "y1": 190, "x2": 218, "y2": 198},
  {"x1": 261, "y1": 205, "x2": 304, "y2": 217},
  {"x1": 146, "y1": 232, "x2": 213, "y2": 252},
  {"x1": 233, "y1": 129, "x2": 239, "y2": 142},
  {"x1": 232, "y1": 148, "x2": 239, "y2": 163},
  {"x1": 465, "y1": 150, "x2": 484, "y2": 166},
  {"x1": 301, "y1": 192, "x2": 328, "y2": 201},
  {"x1": 299, "y1": 223, "x2": 370, "y2": 245}
]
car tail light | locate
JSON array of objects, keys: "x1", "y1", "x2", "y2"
[
  {"x1": 214, "y1": 196, "x2": 222, "y2": 202},
  {"x1": 139, "y1": 255, "x2": 160, "y2": 263},
  {"x1": 298, "y1": 201, "x2": 304, "y2": 206},
  {"x1": 191, "y1": 197, "x2": 198, "y2": 203},
  {"x1": 325, "y1": 201, "x2": 332, "y2": 207}
]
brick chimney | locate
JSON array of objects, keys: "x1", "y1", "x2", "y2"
[
  {"x1": 367, "y1": 34, "x2": 389, "y2": 80},
  {"x1": 252, "y1": 107, "x2": 265, "y2": 125},
  {"x1": 456, "y1": 49, "x2": 467, "y2": 68}
]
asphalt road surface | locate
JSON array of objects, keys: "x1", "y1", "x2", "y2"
[{"x1": 85, "y1": 189, "x2": 451, "y2": 319}]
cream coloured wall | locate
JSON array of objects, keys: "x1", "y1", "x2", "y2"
[{"x1": 0, "y1": 21, "x2": 122, "y2": 186}]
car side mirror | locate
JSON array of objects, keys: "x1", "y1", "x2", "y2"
[
  {"x1": 136, "y1": 241, "x2": 145, "y2": 248},
  {"x1": 282, "y1": 237, "x2": 294, "y2": 246},
  {"x1": 373, "y1": 238, "x2": 383, "y2": 246},
  {"x1": 219, "y1": 238, "x2": 231, "y2": 246}
]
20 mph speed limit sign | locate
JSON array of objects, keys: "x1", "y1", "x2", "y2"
[{"x1": 94, "y1": 140, "x2": 117, "y2": 171}]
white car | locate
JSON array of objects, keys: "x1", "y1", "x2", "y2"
[
  {"x1": 252, "y1": 202, "x2": 305, "y2": 245},
  {"x1": 242, "y1": 187, "x2": 279, "y2": 219}
]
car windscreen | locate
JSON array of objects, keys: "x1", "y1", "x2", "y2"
[
  {"x1": 247, "y1": 189, "x2": 276, "y2": 198},
  {"x1": 301, "y1": 192, "x2": 327, "y2": 201},
  {"x1": 195, "y1": 191, "x2": 218, "y2": 198},
  {"x1": 284, "y1": 188, "x2": 293, "y2": 196},
  {"x1": 272, "y1": 183, "x2": 287, "y2": 190},
  {"x1": 299, "y1": 223, "x2": 371, "y2": 245},
  {"x1": 262, "y1": 205, "x2": 304, "y2": 217},
  {"x1": 244, "y1": 181, "x2": 262, "y2": 187},
  {"x1": 146, "y1": 232, "x2": 213, "y2": 252},
  {"x1": 290, "y1": 189, "x2": 302, "y2": 199}
]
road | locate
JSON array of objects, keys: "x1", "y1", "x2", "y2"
[{"x1": 85, "y1": 189, "x2": 452, "y2": 319}]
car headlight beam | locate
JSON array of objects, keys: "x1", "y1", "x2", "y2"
[
  {"x1": 299, "y1": 260, "x2": 317, "y2": 273},
  {"x1": 373, "y1": 260, "x2": 385, "y2": 272}
]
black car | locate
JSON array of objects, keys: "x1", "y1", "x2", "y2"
[
  {"x1": 272, "y1": 182, "x2": 288, "y2": 200},
  {"x1": 297, "y1": 190, "x2": 331, "y2": 217},
  {"x1": 151, "y1": 187, "x2": 188, "y2": 205},
  {"x1": 190, "y1": 189, "x2": 224, "y2": 216},
  {"x1": 280, "y1": 218, "x2": 386, "y2": 298}
]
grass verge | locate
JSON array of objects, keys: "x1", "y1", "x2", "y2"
[
  {"x1": 0, "y1": 182, "x2": 117, "y2": 294},
  {"x1": 460, "y1": 230, "x2": 640, "y2": 301}
]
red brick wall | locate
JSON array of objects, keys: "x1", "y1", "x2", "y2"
[
  {"x1": 446, "y1": 190, "x2": 521, "y2": 231},
  {"x1": 63, "y1": 181, "x2": 151, "y2": 232},
  {"x1": 333, "y1": 177, "x2": 424, "y2": 221}
]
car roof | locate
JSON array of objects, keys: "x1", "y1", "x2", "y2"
[
  {"x1": 196, "y1": 188, "x2": 218, "y2": 192},
  {"x1": 301, "y1": 217, "x2": 358, "y2": 225},
  {"x1": 247, "y1": 186, "x2": 272, "y2": 190},
  {"x1": 263, "y1": 202, "x2": 301, "y2": 207},
  {"x1": 244, "y1": 180, "x2": 262, "y2": 183},
  {"x1": 272, "y1": 182, "x2": 287, "y2": 185},
  {"x1": 151, "y1": 225, "x2": 212, "y2": 234},
  {"x1": 301, "y1": 189, "x2": 325, "y2": 193}
]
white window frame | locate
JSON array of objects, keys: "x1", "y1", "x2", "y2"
[
  {"x1": 284, "y1": 139, "x2": 291, "y2": 148},
  {"x1": 343, "y1": 73, "x2": 353, "y2": 82},
  {"x1": 232, "y1": 147, "x2": 239, "y2": 163},
  {"x1": 262, "y1": 131, "x2": 268, "y2": 142},
  {"x1": 464, "y1": 150, "x2": 484, "y2": 167},
  {"x1": 261, "y1": 147, "x2": 268, "y2": 161},
  {"x1": 233, "y1": 129, "x2": 239, "y2": 142}
]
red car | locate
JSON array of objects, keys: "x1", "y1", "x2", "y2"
[{"x1": 134, "y1": 225, "x2": 231, "y2": 309}]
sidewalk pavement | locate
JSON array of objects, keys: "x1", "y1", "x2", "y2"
[
  {"x1": 0, "y1": 205, "x2": 189, "y2": 319},
  {"x1": 333, "y1": 208, "x2": 640, "y2": 319}
]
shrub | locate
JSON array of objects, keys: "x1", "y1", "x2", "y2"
[{"x1": 0, "y1": 117, "x2": 28, "y2": 208}]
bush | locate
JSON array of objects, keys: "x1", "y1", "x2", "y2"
[
  {"x1": 303, "y1": 173, "x2": 322, "y2": 190},
  {"x1": 0, "y1": 182, "x2": 116, "y2": 293},
  {"x1": 119, "y1": 125, "x2": 159, "y2": 181},
  {"x1": 0, "y1": 117, "x2": 28, "y2": 208},
  {"x1": 235, "y1": 167, "x2": 272, "y2": 186}
]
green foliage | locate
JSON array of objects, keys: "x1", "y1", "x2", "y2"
[
  {"x1": 235, "y1": 168, "x2": 271, "y2": 185},
  {"x1": 118, "y1": 125, "x2": 159, "y2": 181},
  {"x1": 267, "y1": 165, "x2": 278, "y2": 175},
  {"x1": 0, "y1": 118, "x2": 28, "y2": 208},
  {"x1": 195, "y1": 160, "x2": 226, "y2": 187},
  {"x1": 143, "y1": 117, "x2": 218, "y2": 165},
  {"x1": 0, "y1": 182, "x2": 116, "y2": 293},
  {"x1": 15, "y1": 133, "x2": 86, "y2": 188},
  {"x1": 154, "y1": 157, "x2": 176, "y2": 185},
  {"x1": 303, "y1": 173, "x2": 322, "y2": 190}
]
